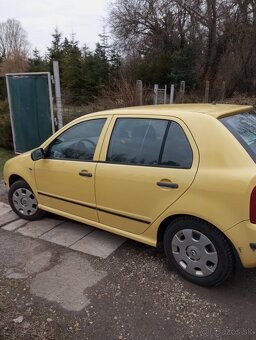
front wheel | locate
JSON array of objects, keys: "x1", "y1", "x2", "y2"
[
  {"x1": 163, "y1": 217, "x2": 235, "y2": 286},
  {"x1": 8, "y1": 180, "x2": 45, "y2": 220}
]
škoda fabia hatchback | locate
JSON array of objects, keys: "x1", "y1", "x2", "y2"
[{"x1": 4, "y1": 104, "x2": 256, "y2": 286}]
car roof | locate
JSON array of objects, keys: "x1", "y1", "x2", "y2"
[{"x1": 84, "y1": 103, "x2": 253, "y2": 120}]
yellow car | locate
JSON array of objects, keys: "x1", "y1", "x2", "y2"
[{"x1": 3, "y1": 104, "x2": 256, "y2": 286}]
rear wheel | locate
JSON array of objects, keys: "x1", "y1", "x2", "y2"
[
  {"x1": 8, "y1": 180, "x2": 45, "y2": 220},
  {"x1": 163, "y1": 217, "x2": 235, "y2": 286}
]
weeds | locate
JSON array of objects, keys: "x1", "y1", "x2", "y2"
[{"x1": 0, "y1": 147, "x2": 14, "y2": 178}]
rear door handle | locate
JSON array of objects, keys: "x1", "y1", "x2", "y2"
[
  {"x1": 79, "y1": 171, "x2": 93, "y2": 177},
  {"x1": 157, "y1": 182, "x2": 179, "y2": 189}
]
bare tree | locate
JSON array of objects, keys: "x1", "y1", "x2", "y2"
[
  {"x1": 0, "y1": 51, "x2": 28, "y2": 75},
  {"x1": 0, "y1": 18, "x2": 29, "y2": 59},
  {"x1": 108, "y1": 0, "x2": 256, "y2": 95},
  {"x1": 109, "y1": 0, "x2": 189, "y2": 55}
]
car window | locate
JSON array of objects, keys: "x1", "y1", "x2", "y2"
[
  {"x1": 45, "y1": 118, "x2": 106, "y2": 161},
  {"x1": 160, "y1": 121, "x2": 193, "y2": 168},
  {"x1": 107, "y1": 118, "x2": 168, "y2": 165},
  {"x1": 220, "y1": 111, "x2": 256, "y2": 162}
]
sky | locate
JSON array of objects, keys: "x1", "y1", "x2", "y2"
[{"x1": 1, "y1": 0, "x2": 110, "y2": 54}]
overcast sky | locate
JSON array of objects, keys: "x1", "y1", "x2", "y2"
[{"x1": 1, "y1": 0, "x2": 110, "y2": 54}]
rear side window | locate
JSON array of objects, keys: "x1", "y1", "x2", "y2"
[
  {"x1": 161, "y1": 122, "x2": 193, "y2": 168},
  {"x1": 107, "y1": 118, "x2": 168, "y2": 165},
  {"x1": 107, "y1": 118, "x2": 193, "y2": 168},
  {"x1": 220, "y1": 111, "x2": 256, "y2": 162}
]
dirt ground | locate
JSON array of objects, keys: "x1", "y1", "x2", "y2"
[
  {"x1": 1, "y1": 180, "x2": 256, "y2": 340},
  {"x1": 1, "y1": 227, "x2": 256, "y2": 340}
]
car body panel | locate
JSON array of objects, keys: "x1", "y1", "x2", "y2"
[
  {"x1": 4, "y1": 151, "x2": 38, "y2": 195},
  {"x1": 33, "y1": 116, "x2": 113, "y2": 222},
  {"x1": 141, "y1": 113, "x2": 256, "y2": 247},
  {"x1": 68, "y1": 104, "x2": 252, "y2": 120},
  {"x1": 95, "y1": 114, "x2": 199, "y2": 234},
  {"x1": 35, "y1": 160, "x2": 98, "y2": 221},
  {"x1": 225, "y1": 220, "x2": 256, "y2": 268}
]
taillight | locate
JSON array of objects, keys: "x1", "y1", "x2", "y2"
[{"x1": 250, "y1": 186, "x2": 256, "y2": 223}]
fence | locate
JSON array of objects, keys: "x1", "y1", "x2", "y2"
[
  {"x1": 152, "y1": 80, "x2": 227, "y2": 105},
  {"x1": 58, "y1": 79, "x2": 230, "y2": 125}
]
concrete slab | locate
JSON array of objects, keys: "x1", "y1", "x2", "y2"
[
  {"x1": 40, "y1": 221, "x2": 94, "y2": 247},
  {"x1": 0, "y1": 207, "x2": 11, "y2": 217},
  {"x1": 3, "y1": 249, "x2": 53, "y2": 279},
  {"x1": 30, "y1": 252, "x2": 107, "y2": 311},
  {"x1": 0, "y1": 202, "x2": 10, "y2": 209},
  {"x1": 0, "y1": 203, "x2": 126, "y2": 260},
  {"x1": 17, "y1": 218, "x2": 63, "y2": 238},
  {"x1": 71, "y1": 229, "x2": 126, "y2": 259},
  {"x1": 0, "y1": 210, "x2": 19, "y2": 227},
  {"x1": 0, "y1": 202, "x2": 11, "y2": 217},
  {"x1": 2, "y1": 218, "x2": 27, "y2": 231}
]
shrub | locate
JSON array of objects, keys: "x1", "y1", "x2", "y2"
[{"x1": 0, "y1": 100, "x2": 13, "y2": 149}]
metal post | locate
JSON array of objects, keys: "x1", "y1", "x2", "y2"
[
  {"x1": 136, "y1": 80, "x2": 143, "y2": 106},
  {"x1": 204, "y1": 80, "x2": 210, "y2": 103},
  {"x1": 153, "y1": 84, "x2": 158, "y2": 105},
  {"x1": 170, "y1": 84, "x2": 174, "y2": 104},
  {"x1": 180, "y1": 81, "x2": 185, "y2": 103},
  {"x1": 53, "y1": 61, "x2": 63, "y2": 129},
  {"x1": 164, "y1": 85, "x2": 167, "y2": 104}
]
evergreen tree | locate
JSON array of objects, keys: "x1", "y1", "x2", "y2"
[
  {"x1": 47, "y1": 28, "x2": 63, "y2": 61},
  {"x1": 28, "y1": 48, "x2": 49, "y2": 72},
  {"x1": 108, "y1": 46, "x2": 121, "y2": 76},
  {"x1": 26, "y1": 28, "x2": 122, "y2": 105},
  {"x1": 61, "y1": 35, "x2": 83, "y2": 104},
  {"x1": 80, "y1": 43, "x2": 112, "y2": 103},
  {"x1": 94, "y1": 42, "x2": 110, "y2": 84},
  {"x1": 169, "y1": 45, "x2": 198, "y2": 90}
]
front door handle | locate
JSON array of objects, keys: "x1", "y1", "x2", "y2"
[
  {"x1": 79, "y1": 171, "x2": 93, "y2": 177},
  {"x1": 157, "y1": 182, "x2": 179, "y2": 189}
]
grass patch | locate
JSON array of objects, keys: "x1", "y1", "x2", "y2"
[{"x1": 0, "y1": 147, "x2": 14, "y2": 178}]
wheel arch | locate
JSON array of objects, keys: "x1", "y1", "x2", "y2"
[
  {"x1": 8, "y1": 177, "x2": 45, "y2": 220},
  {"x1": 157, "y1": 214, "x2": 184, "y2": 251},
  {"x1": 156, "y1": 214, "x2": 240, "y2": 267},
  {"x1": 9, "y1": 174, "x2": 24, "y2": 187}
]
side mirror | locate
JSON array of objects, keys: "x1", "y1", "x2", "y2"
[{"x1": 31, "y1": 148, "x2": 44, "y2": 161}]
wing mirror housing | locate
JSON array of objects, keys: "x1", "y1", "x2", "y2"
[{"x1": 31, "y1": 148, "x2": 45, "y2": 161}]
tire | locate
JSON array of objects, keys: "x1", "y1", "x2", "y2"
[
  {"x1": 8, "y1": 180, "x2": 45, "y2": 221},
  {"x1": 163, "y1": 217, "x2": 235, "y2": 287}
]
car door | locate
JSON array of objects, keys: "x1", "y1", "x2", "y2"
[
  {"x1": 95, "y1": 115, "x2": 199, "y2": 234},
  {"x1": 34, "y1": 116, "x2": 111, "y2": 222}
]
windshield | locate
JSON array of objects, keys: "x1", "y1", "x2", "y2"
[{"x1": 220, "y1": 110, "x2": 256, "y2": 162}]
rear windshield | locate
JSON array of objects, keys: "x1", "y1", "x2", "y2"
[{"x1": 220, "y1": 110, "x2": 256, "y2": 162}]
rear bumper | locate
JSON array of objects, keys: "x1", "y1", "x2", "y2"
[{"x1": 225, "y1": 220, "x2": 256, "y2": 268}]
